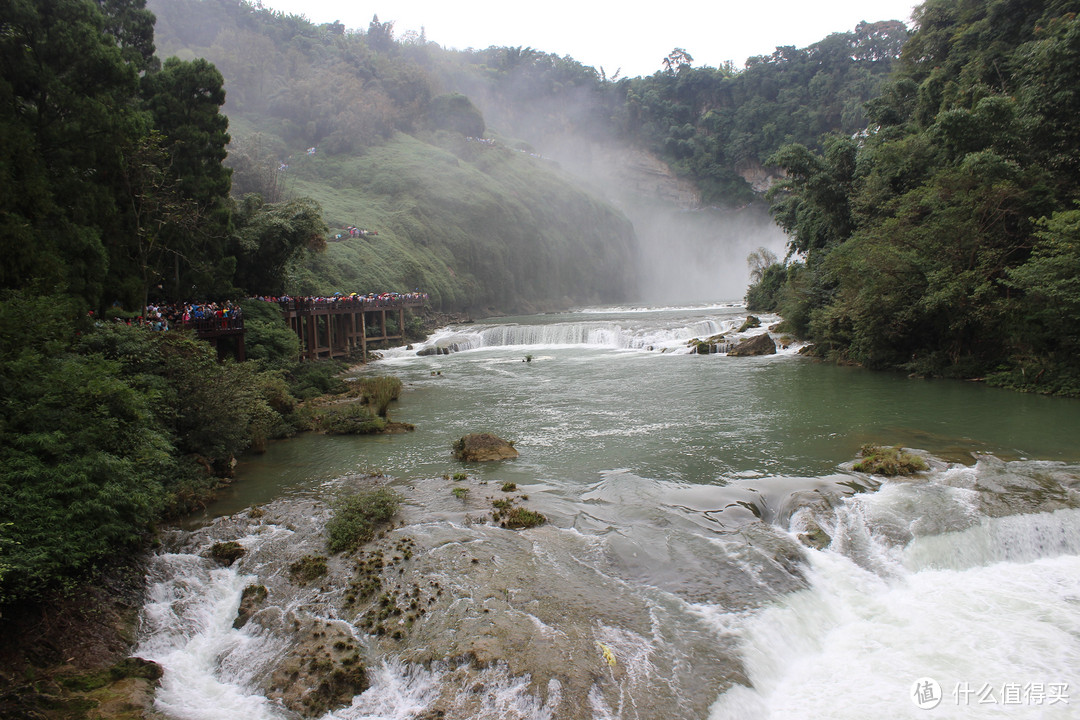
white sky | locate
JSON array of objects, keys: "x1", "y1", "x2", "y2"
[{"x1": 260, "y1": 0, "x2": 919, "y2": 78}]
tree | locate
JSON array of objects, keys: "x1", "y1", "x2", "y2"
[
  {"x1": 0, "y1": 0, "x2": 148, "y2": 306},
  {"x1": 232, "y1": 195, "x2": 328, "y2": 295},
  {"x1": 141, "y1": 57, "x2": 234, "y2": 300},
  {"x1": 427, "y1": 93, "x2": 486, "y2": 137},
  {"x1": 662, "y1": 48, "x2": 694, "y2": 74}
]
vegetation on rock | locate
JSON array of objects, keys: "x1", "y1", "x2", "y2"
[
  {"x1": 288, "y1": 555, "x2": 329, "y2": 585},
  {"x1": 326, "y1": 487, "x2": 403, "y2": 554},
  {"x1": 853, "y1": 445, "x2": 929, "y2": 476},
  {"x1": 452, "y1": 433, "x2": 519, "y2": 462}
]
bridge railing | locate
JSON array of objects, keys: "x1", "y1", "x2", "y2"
[
  {"x1": 181, "y1": 317, "x2": 245, "y2": 333},
  {"x1": 278, "y1": 296, "x2": 427, "y2": 313}
]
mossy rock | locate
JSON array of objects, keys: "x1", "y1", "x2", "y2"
[
  {"x1": 209, "y1": 541, "x2": 246, "y2": 565},
  {"x1": 737, "y1": 315, "x2": 762, "y2": 332},
  {"x1": 853, "y1": 445, "x2": 928, "y2": 476},
  {"x1": 452, "y1": 433, "x2": 519, "y2": 461},
  {"x1": 234, "y1": 584, "x2": 269, "y2": 628},
  {"x1": 797, "y1": 520, "x2": 832, "y2": 550},
  {"x1": 289, "y1": 555, "x2": 329, "y2": 585},
  {"x1": 727, "y1": 333, "x2": 776, "y2": 356}
]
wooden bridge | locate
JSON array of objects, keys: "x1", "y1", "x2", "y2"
[
  {"x1": 187, "y1": 316, "x2": 246, "y2": 362},
  {"x1": 279, "y1": 296, "x2": 425, "y2": 361}
]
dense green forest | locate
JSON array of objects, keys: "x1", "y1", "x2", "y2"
[{"x1": 747, "y1": 0, "x2": 1080, "y2": 395}]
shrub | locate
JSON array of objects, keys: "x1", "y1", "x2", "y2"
[
  {"x1": 357, "y1": 376, "x2": 402, "y2": 418},
  {"x1": 311, "y1": 403, "x2": 387, "y2": 435},
  {"x1": 500, "y1": 482, "x2": 517, "y2": 492},
  {"x1": 240, "y1": 299, "x2": 300, "y2": 368},
  {"x1": 451, "y1": 487, "x2": 468, "y2": 499},
  {"x1": 287, "y1": 360, "x2": 349, "y2": 400},
  {"x1": 499, "y1": 507, "x2": 546, "y2": 529},
  {"x1": 853, "y1": 445, "x2": 928, "y2": 476},
  {"x1": 327, "y1": 487, "x2": 402, "y2": 553}
]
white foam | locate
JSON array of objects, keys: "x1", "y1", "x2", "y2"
[
  {"x1": 709, "y1": 504, "x2": 1080, "y2": 720},
  {"x1": 136, "y1": 555, "x2": 289, "y2": 720}
]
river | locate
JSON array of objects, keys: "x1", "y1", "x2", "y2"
[{"x1": 136, "y1": 303, "x2": 1080, "y2": 720}]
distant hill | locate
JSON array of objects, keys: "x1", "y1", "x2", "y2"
[{"x1": 149, "y1": 0, "x2": 637, "y2": 312}]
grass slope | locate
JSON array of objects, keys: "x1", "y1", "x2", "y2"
[{"x1": 284, "y1": 131, "x2": 638, "y2": 313}]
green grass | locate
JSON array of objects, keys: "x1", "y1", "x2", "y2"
[
  {"x1": 276, "y1": 132, "x2": 637, "y2": 312},
  {"x1": 327, "y1": 487, "x2": 403, "y2": 553}
]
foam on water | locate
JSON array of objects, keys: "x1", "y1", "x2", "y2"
[
  {"x1": 136, "y1": 554, "x2": 290, "y2": 720},
  {"x1": 709, "y1": 483, "x2": 1080, "y2": 720}
]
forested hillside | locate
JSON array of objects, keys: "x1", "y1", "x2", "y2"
[{"x1": 749, "y1": 0, "x2": 1080, "y2": 395}]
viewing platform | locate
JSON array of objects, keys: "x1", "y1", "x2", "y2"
[
  {"x1": 178, "y1": 316, "x2": 246, "y2": 361},
  {"x1": 278, "y1": 295, "x2": 426, "y2": 361}
]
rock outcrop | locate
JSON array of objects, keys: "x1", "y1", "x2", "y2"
[
  {"x1": 452, "y1": 433, "x2": 519, "y2": 462},
  {"x1": 728, "y1": 333, "x2": 777, "y2": 357}
]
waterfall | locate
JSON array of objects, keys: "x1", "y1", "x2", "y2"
[
  {"x1": 136, "y1": 552, "x2": 290, "y2": 720},
  {"x1": 403, "y1": 314, "x2": 777, "y2": 355}
]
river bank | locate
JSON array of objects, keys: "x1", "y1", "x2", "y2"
[{"x1": 0, "y1": 556, "x2": 161, "y2": 720}]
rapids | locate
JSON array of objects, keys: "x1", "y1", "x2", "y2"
[{"x1": 138, "y1": 304, "x2": 1080, "y2": 719}]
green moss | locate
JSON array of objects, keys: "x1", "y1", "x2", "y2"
[
  {"x1": 499, "y1": 507, "x2": 546, "y2": 529},
  {"x1": 289, "y1": 555, "x2": 328, "y2": 585},
  {"x1": 500, "y1": 482, "x2": 517, "y2": 492},
  {"x1": 451, "y1": 486, "x2": 469, "y2": 499},
  {"x1": 326, "y1": 488, "x2": 402, "y2": 553},
  {"x1": 853, "y1": 445, "x2": 928, "y2": 476}
]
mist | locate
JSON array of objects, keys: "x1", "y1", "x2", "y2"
[{"x1": 628, "y1": 204, "x2": 788, "y2": 304}]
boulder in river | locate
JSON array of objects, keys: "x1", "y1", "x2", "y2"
[
  {"x1": 452, "y1": 433, "x2": 519, "y2": 462},
  {"x1": 727, "y1": 333, "x2": 776, "y2": 357}
]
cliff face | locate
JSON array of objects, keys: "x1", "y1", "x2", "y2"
[
  {"x1": 736, "y1": 160, "x2": 784, "y2": 195},
  {"x1": 594, "y1": 146, "x2": 703, "y2": 210}
]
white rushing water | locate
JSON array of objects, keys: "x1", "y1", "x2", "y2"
[
  {"x1": 709, "y1": 480, "x2": 1080, "y2": 720},
  {"x1": 395, "y1": 308, "x2": 786, "y2": 356}
]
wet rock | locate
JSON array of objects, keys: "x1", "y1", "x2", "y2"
[
  {"x1": 452, "y1": 433, "x2": 519, "y2": 462},
  {"x1": 266, "y1": 620, "x2": 366, "y2": 717},
  {"x1": 209, "y1": 541, "x2": 245, "y2": 565},
  {"x1": 737, "y1": 315, "x2": 761, "y2": 333},
  {"x1": 687, "y1": 334, "x2": 726, "y2": 354},
  {"x1": 727, "y1": 333, "x2": 776, "y2": 356},
  {"x1": 233, "y1": 584, "x2": 268, "y2": 629},
  {"x1": 797, "y1": 520, "x2": 832, "y2": 550}
]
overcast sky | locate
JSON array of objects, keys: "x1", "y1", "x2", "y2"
[{"x1": 260, "y1": 0, "x2": 919, "y2": 78}]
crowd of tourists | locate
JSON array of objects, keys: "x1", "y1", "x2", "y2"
[
  {"x1": 251, "y1": 291, "x2": 429, "y2": 310},
  {"x1": 124, "y1": 301, "x2": 244, "y2": 332},
  {"x1": 94, "y1": 290, "x2": 427, "y2": 333}
]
